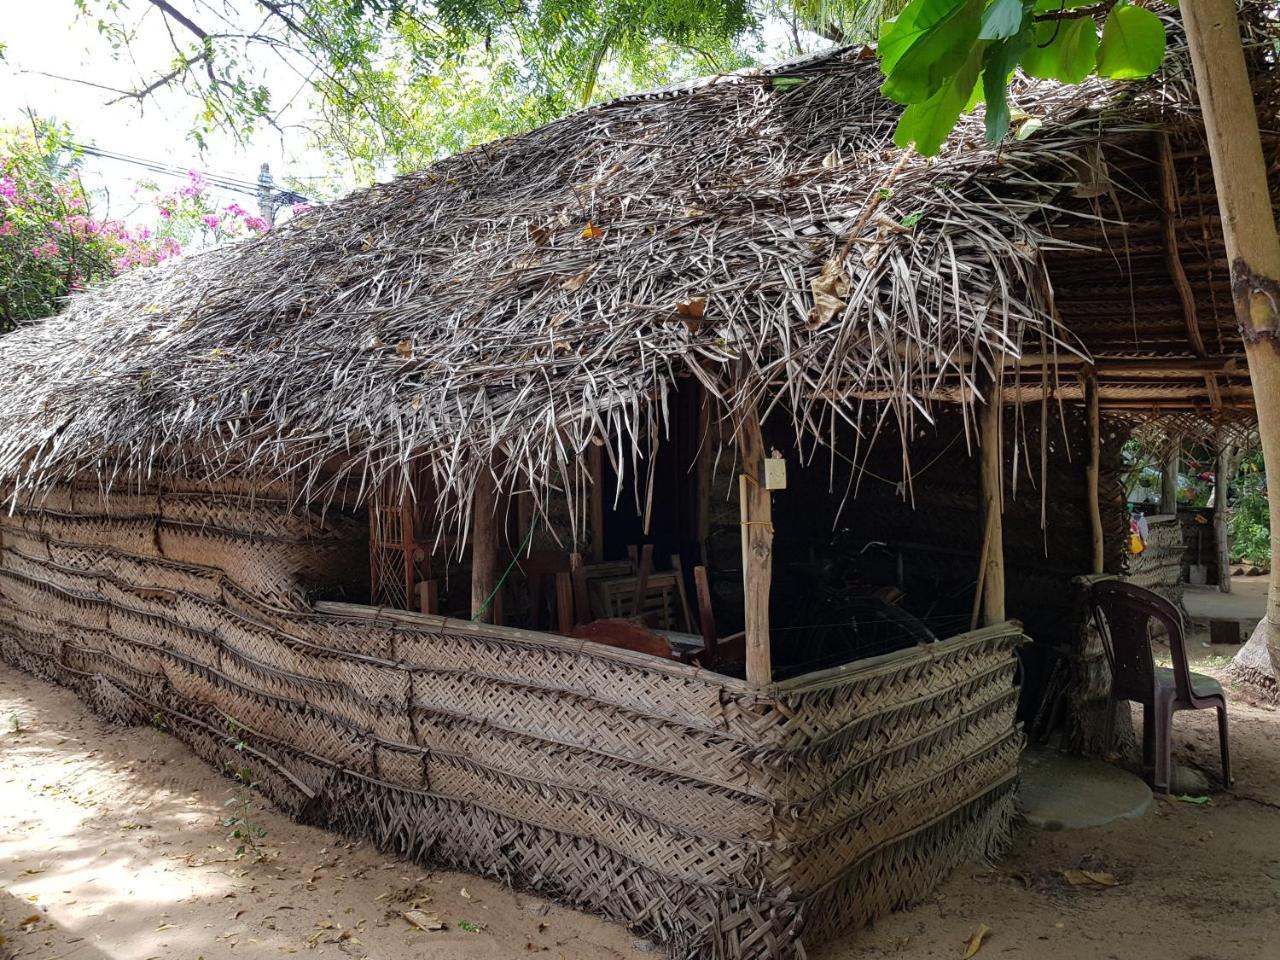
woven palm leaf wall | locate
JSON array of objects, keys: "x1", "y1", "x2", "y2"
[{"x1": 0, "y1": 479, "x2": 1021, "y2": 959}]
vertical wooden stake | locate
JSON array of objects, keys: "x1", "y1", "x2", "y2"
[
  {"x1": 1161, "y1": 446, "x2": 1180, "y2": 516},
  {"x1": 471, "y1": 466, "x2": 499, "y2": 623},
  {"x1": 1215, "y1": 443, "x2": 1234, "y2": 594},
  {"x1": 588, "y1": 443, "x2": 605, "y2": 563},
  {"x1": 1084, "y1": 368, "x2": 1105, "y2": 575},
  {"x1": 738, "y1": 406, "x2": 772, "y2": 685},
  {"x1": 979, "y1": 373, "x2": 1006, "y2": 626}
]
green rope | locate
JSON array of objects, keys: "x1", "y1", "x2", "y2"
[{"x1": 471, "y1": 521, "x2": 537, "y2": 622}]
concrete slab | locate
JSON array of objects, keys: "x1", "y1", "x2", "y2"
[
  {"x1": 1183, "y1": 577, "x2": 1269, "y2": 630},
  {"x1": 1018, "y1": 748, "x2": 1152, "y2": 830}
]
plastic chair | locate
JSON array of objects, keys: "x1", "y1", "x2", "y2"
[{"x1": 1090, "y1": 580, "x2": 1232, "y2": 793}]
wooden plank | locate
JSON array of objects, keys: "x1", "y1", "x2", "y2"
[
  {"x1": 979, "y1": 369, "x2": 1005, "y2": 626},
  {"x1": 471, "y1": 466, "x2": 499, "y2": 623},
  {"x1": 555, "y1": 572, "x2": 575, "y2": 634},
  {"x1": 737, "y1": 405, "x2": 772, "y2": 685},
  {"x1": 418, "y1": 579, "x2": 439, "y2": 616},
  {"x1": 1084, "y1": 367, "x2": 1105, "y2": 575},
  {"x1": 693, "y1": 564, "x2": 717, "y2": 654}
]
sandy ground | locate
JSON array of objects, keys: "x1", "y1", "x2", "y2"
[{"x1": 3, "y1": 628, "x2": 1279, "y2": 960}]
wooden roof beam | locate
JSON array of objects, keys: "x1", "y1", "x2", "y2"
[{"x1": 1158, "y1": 132, "x2": 1209, "y2": 357}]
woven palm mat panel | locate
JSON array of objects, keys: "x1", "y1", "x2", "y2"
[{"x1": 0, "y1": 487, "x2": 1024, "y2": 959}]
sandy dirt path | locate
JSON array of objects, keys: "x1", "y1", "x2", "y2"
[
  {"x1": 0, "y1": 661, "x2": 648, "y2": 960},
  {"x1": 3, "y1": 655, "x2": 1280, "y2": 960}
]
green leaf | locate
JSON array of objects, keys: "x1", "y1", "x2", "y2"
[
  {"x1": 894, "y1": 43, "x2": 984, "y2": 155},
  {"x1": 1097, "y1": 5, "x2": 1166, "y2": 79},
  {"x1": 1021, "y1": 17, "x2": 1099, "y2": 84},
  {"x1": 880, "y1": 0, "x2": 985, "y2": 104},
  {"x1": 982, "y1": 27, "x2": 1031, "y2": 142},
  {"x1": 980, "y1": 0, "x2": 1028, "y2": 41},
  {"x1": 770, "y1": 76, "x2": 808, "y2": 92}
]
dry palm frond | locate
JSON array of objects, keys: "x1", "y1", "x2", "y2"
[{"x1": 0, "y1": 34, "x2": 1226, "y2": 527}]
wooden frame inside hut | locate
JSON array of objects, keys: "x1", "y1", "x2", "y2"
[{"x1": 0, "y1": 18, "x2": 1273, "y2": 960}]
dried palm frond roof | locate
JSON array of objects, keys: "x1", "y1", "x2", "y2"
[{"x1": 0, "y1": 20, "x2": 1265, "y2": 520}]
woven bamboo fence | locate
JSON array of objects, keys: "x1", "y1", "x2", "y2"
[{"x1": 0, "y1": 482, "x2": 1022, "y2": 959}]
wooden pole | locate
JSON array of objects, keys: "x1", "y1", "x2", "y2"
[
  {"x1": 588, "y1": 443, "x2": 605, "y2": 562},
  {"x1": 1161, "y1": 446, "x2": 1180, "y2": 516},
  {"x1": 1084, "y1": 368, "x2": 1105, "y2": 575},
  {"x1": 1183, "y1": 1, "x2": 1280, "y2": 666},
  {"x1": 1215, "y1": 443, "x2": 1235, "y2": 594},
  {"x1": 979, "y1": 369, "x2": 1005, "y2": 626},
  {"x1": 737, "y1": 406, "x2": 772, "y2": 685},
  {"x1": 470, "y1": 466, "x2": 499, "y2": 623}
]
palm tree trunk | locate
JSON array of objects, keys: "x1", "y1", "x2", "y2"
[{"x1": 1182, "y1": 0, "x2": 1280, "y2": 691}]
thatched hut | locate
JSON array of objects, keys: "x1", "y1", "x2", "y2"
[{"x1": 0, "y1": 19, "x2": 1272, "y2": 959}]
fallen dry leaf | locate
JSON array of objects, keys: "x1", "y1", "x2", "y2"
[
  {"x1": 580, "y1": 223, "x2": 604, "y2": 240},
  {"x1": 806, "y1": 259, "x2": 850, "y2": 330},
  {"x1": 403, "y1": 910, "x2": 445, "y2": 932},
  {"x1": 560, "y1": 268, "x2": 593, "y2": 292},
  {"x1": 1061, "y1": 869, "x2": 1119, "y2": 888},
  {"x1": 961, "y1": 923, "x2": 991, "y2": 959}
]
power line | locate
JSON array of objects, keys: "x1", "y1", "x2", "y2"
[{"x1": 72, "y1": 143, "x2": 316, "y2": 202}]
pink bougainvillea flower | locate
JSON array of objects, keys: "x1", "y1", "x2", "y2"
[{"x1": 201, "y1": 213, "x2": 220, "y2": 230}]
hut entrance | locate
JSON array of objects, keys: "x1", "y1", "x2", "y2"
[{"x1": 598, "y1": 382, "x2": 703, "y2": 569}]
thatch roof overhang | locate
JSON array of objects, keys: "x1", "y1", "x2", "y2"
[{"x1": 0, "y1": 17, "x2": 1272, "y2": 515}]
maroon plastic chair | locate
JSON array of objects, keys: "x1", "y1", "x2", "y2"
[{"x1": 1089, "y1": 580, "x2": 1232, "y2": 794}]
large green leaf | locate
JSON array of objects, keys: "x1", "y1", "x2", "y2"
[
  {"x1": 1096, "y1": 4, "x2": 1166, "y2": 79},
  {"x1": 880, "y1": 0, "x2": 985, "y2": 105},
  {"x1": 980, "y1": 0, "x2": 1028, "y2": 40},
  {"x1": 894, "y1": 42, "x2": 984, "y2": 155},
  {"x1": 1021, "y1": 16, "x2": 1099, "y2": 83},
  {"x1": 982, "y1": 26, "x2": 1031, "y2": 142}
]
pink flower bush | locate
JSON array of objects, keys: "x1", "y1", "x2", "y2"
[{"x1": 1, "y1": 120, "x2": 185, "y2": 328}]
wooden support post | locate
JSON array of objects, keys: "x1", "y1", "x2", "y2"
[
  {"x1": 1215, "y1": 444, "x2": 1235, "y2": 594},
  {"x1": 418, "y1": 579, "x2": 439, "y2": 615},
  {"x1": 471, "y1": 466, "x2": 499, "y2": 623},
  {"x1": 1084, "y1": 368, "x2": 1105, "y2": 575},
  {"x1": 979, "y1": 370, "x2": 1006, "y2": 626},
  {"x1": 588, "y1": 443, "x2": 605, "y2": 563},
  {"x1": 737, "y1": 406, "x2": 772, "y2": 685},
  {"x1": 1161, "y1": 446, "x2": 1180, "y2": 516}
]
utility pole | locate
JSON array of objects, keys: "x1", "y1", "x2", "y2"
[{"x1": 257, "y1": 163, "x2": 276, "y2": 228}]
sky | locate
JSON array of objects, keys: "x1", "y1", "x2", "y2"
[{"x1": 0, "y1": 0, "x2": 341, "y2": 226}]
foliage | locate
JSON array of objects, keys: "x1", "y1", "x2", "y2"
[
  {"x1": 0, "y1": 119, "x2": 275, "y2": 329},
  {"x1": 71, "y1": 0, "x2": 769, "y2": 175},
  {"x1": 223, "y1": 720, "x2": 270, "y2": 860},
  {"x1": 874, "y1": 0, "x2": 1169, "y2": 155},
  {"x1": 1231, "y1": 451, "x2": 1270, "y2": 565},
  {"x1": 0, "y1": 119, "x2": 180, "y2": 330}
]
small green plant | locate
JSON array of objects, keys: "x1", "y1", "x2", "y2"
[
  {"x1": 223, "y1": 720, "x2": 269, "y2": 861},
  {"x1": 7, "y1": 711, "x2": 22, "y2": 734}
]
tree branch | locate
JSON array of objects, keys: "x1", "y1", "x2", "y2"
[{"x1": 1033, "y1": 1, "x2": 1116, "y2": 23}]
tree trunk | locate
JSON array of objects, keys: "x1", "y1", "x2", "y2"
[{"x1": 1182, "y1": 1, "x2": 1280, "y2": 692}]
